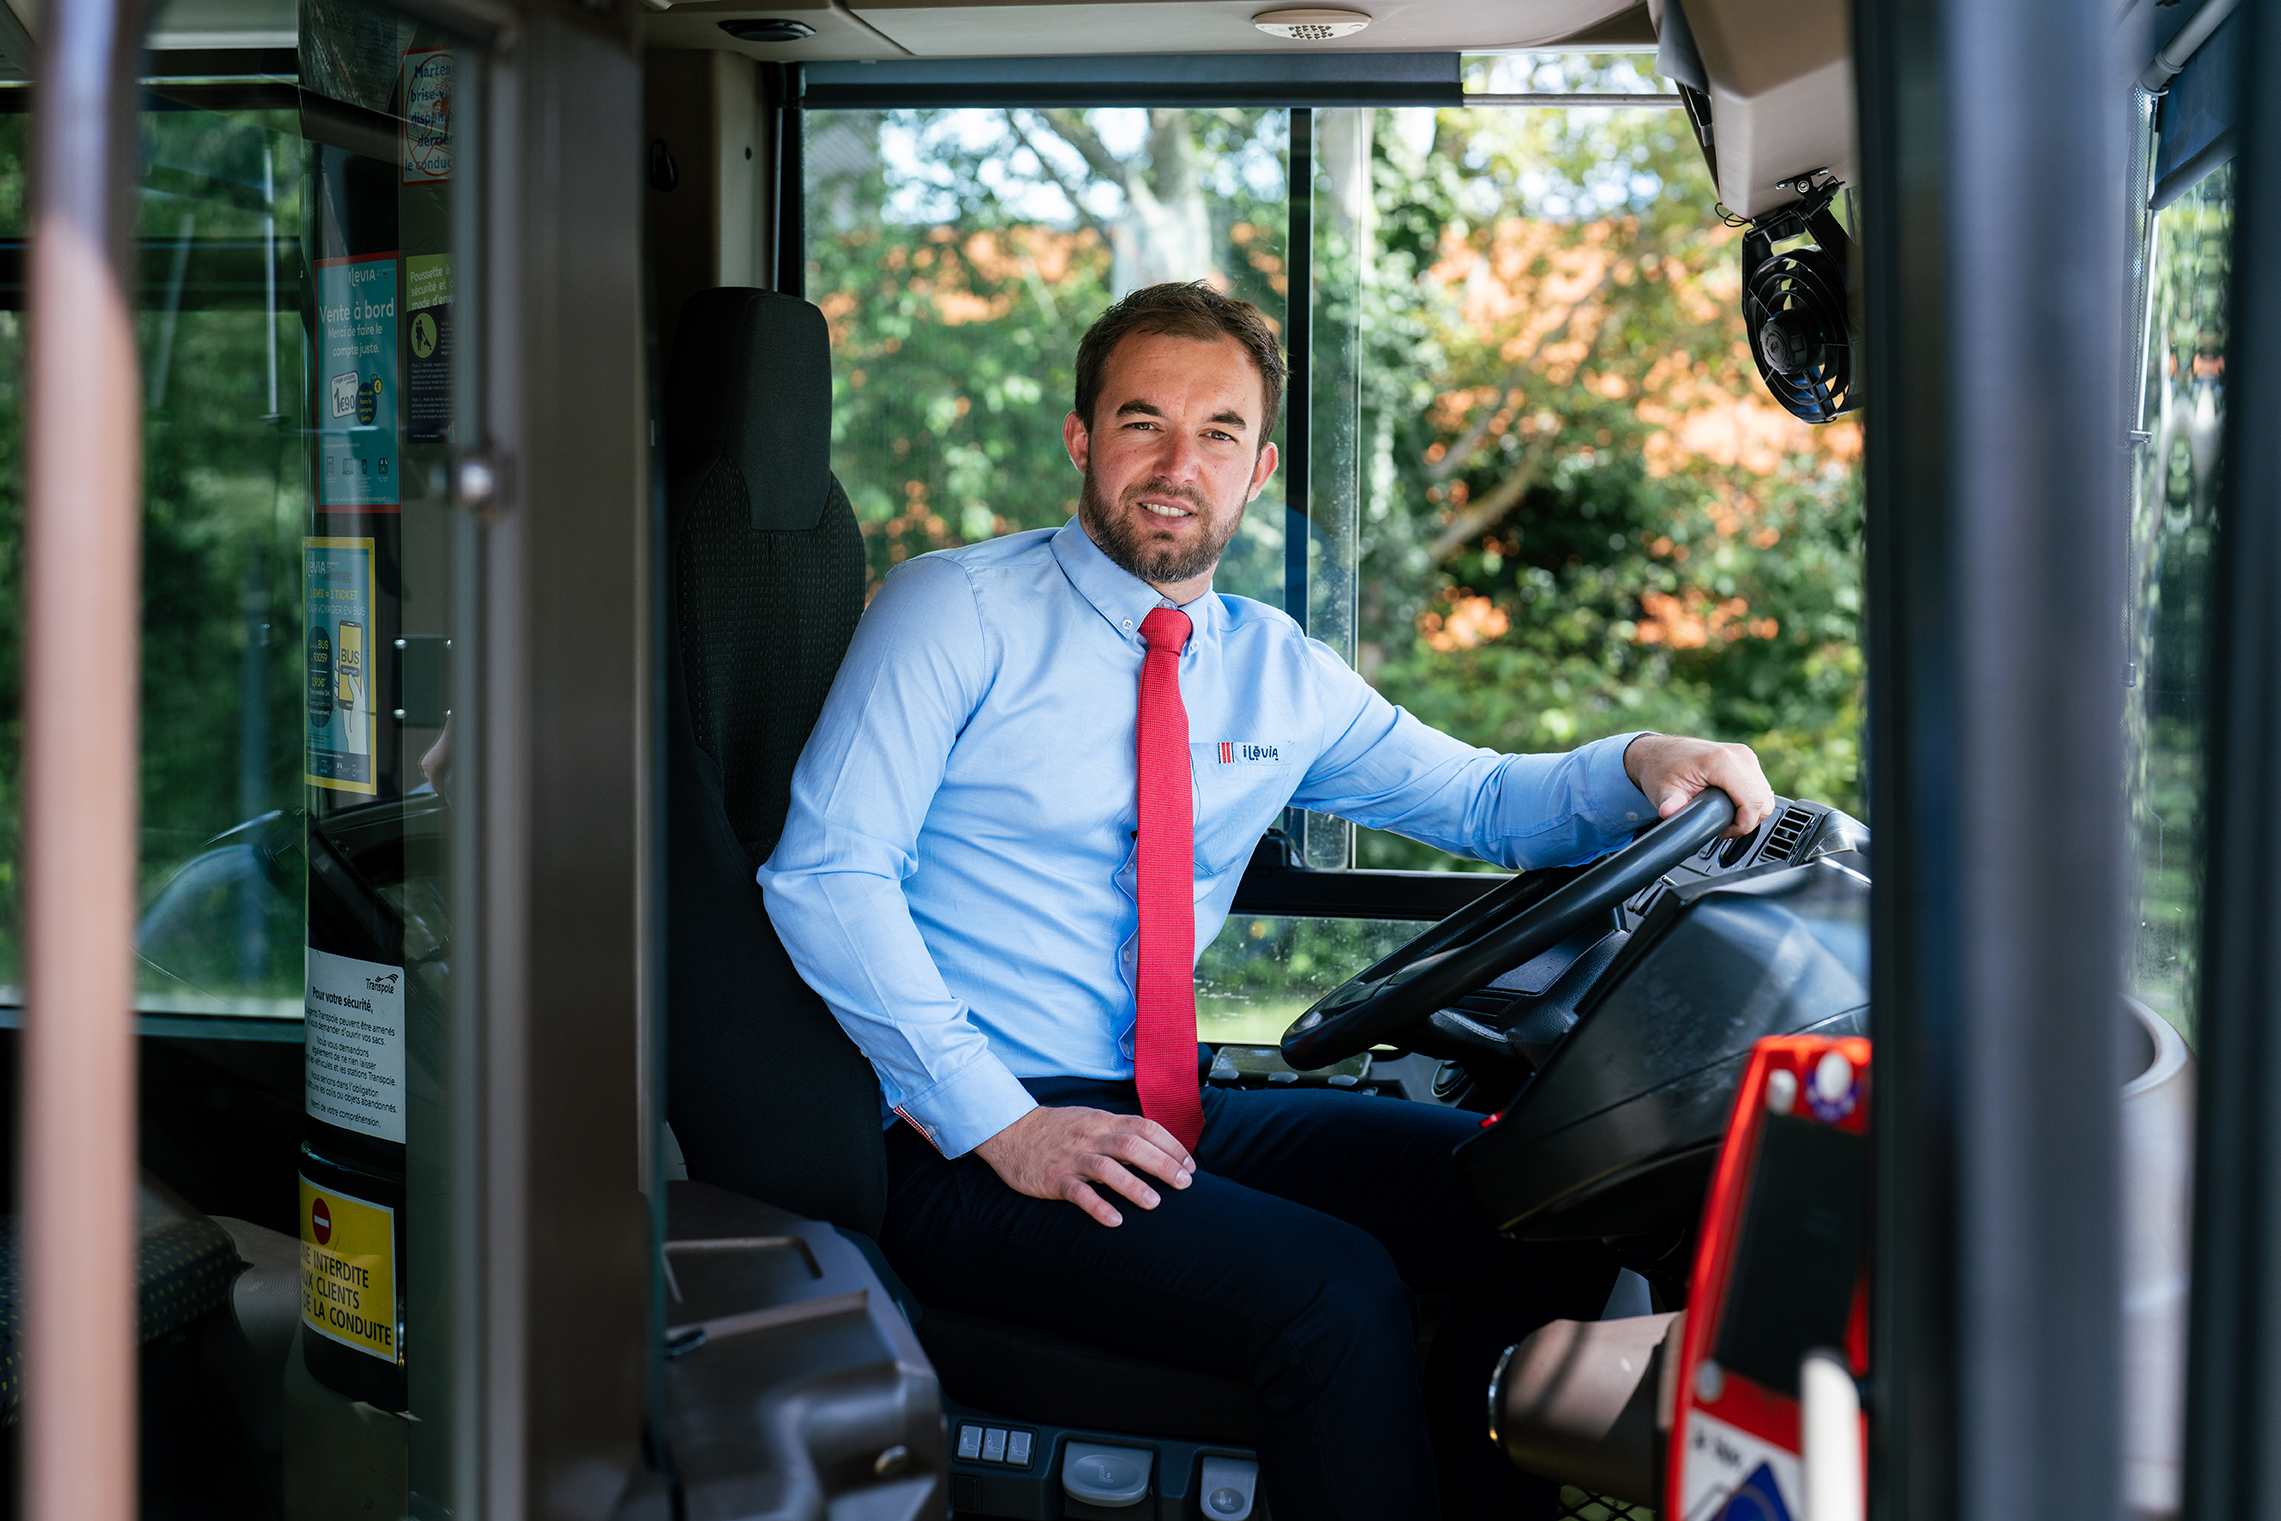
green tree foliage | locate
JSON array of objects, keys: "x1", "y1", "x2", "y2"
[
  {"x1": 1341, "y1": 66, "x2": 1862, "y2": 866},
  {"x1": 807, "y1": 78, "x2": 1865, "y2": 887},
  {"x1": 808, "y1": 107, "x2": 1295, "y2": 593},
  {"x1": 2126, "y1": 162, "x2": 2233, "y2": 1038},
  {"x1": 0, "y1": 106, "x2": 309, "y2": 991}
]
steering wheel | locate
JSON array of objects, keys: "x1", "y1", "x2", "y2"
[{"x1": 1280, "y1": 788, "x2": 1738, "y2": 1070}]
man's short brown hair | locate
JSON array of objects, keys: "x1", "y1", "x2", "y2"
[{"x1": 1073, "y1": 282, "x2": 1288, "y2": 446}]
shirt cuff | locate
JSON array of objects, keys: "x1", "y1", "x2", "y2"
[
  {"x1": 1579, "y1": 730, "x2": 1659, "y2": 831},
  {"x1": 893, "y1": 1048, "x2": 1039, "y2": 1159}
]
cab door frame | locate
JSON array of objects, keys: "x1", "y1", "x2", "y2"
[
  {"x1": 447, "y1": 1, "x2": 658, "y2": 1511},
  {"x1": 1856, "y1": 0, "x2": 2130, "y2": 1516}
]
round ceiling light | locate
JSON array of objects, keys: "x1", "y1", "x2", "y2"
[{"x1": 1252, "y1": 7, "x2": 1370, "y2": 40}]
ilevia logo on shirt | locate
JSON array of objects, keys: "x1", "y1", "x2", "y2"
[{"x1": 1215, "y1": 741, "x2": 1286, "y2": 766}]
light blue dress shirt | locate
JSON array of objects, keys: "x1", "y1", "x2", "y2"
[{"x1": 757, "y1": 519, "x2": 1657, "y2": 1158}]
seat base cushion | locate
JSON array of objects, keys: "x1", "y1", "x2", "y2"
[{"x1": 917, "y1": 1307, "x2": 1258, "y2": 1443}]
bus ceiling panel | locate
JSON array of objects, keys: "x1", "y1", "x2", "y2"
[
  {"x1": 1664, "y1": 0, "x2": 1854, "y2": 219},
  {"x1": 826, "y1": 0, "x2": 1643, "y2": 64},
  {"x1": 644, "y1": 0, "x2": 897, "y2": 61}
]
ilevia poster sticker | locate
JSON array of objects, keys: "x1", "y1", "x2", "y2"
[
  {"x1": 316, "y1": 252, "x2": 400, "y2": 508},
  {"x1": 300, "y1": 1175, "x2": 399, "y2": 1362},
  {"x1": 306, "y1": 537, "x2": 378, "y2": 794},
  {"x1": 401, "y1": 46, "x2": 452, "y2": 184}
]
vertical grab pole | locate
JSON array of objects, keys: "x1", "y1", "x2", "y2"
[{"x1": 22, "y1": 0, "x2": 147, "y2": 1515}]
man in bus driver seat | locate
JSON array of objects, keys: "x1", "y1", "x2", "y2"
[{"x1": 759, "y1": 282, "x2": 1775, "y2": 1520}]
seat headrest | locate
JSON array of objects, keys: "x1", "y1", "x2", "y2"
[{"x1": 665, "y1": 288, "x2": 834, "y2": 533}]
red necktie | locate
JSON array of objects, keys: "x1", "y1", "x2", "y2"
[{"x1": 1135, "y1": 606, "x2": 1204, "y2": 1152}]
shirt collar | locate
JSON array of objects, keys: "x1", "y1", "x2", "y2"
[{"x1": 1050, "y1": 517, "x2": 1224, "y2": 646}]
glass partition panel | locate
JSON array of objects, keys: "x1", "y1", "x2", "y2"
[
  {"x1": 2126, "y1": 161, "x2": 2232, "y2": 1042},
  {"x1": 1354, "y1": 69, "x2": 1865, "y2": 871},
  {"x1": 130, "y1": 81, "x2": 310, "y2": 1022},
  {"x1": 1195, "y1": 913, "x2": 1416, "y2": 1045},
  {"x1": 0, "y1": 10, "x2": 478, "y2": 1512}
]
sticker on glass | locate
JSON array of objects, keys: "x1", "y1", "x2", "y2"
[
  {"x1": 316, "y1": 253, "x2": 400, "y2": 508},
  {"x1": 406, "y1": 253, "x2": 450, "y2": 444},
  {"x1": 305, "y1": 537, "x2": 378, "y2": 794},
  {"x1": 401, "y1": 47, "x2": 452, "y2": 184},
  {"x1": 305, "y1": 946, "x2": 406, "y2": 1143},
  {"x1": 300, "y1": 1176, "x2": 398, "y2": 1362}
]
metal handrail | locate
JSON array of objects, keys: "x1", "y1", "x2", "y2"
[{"x1": 22, "y1": 0, "x2": 145, "y2": 1512}]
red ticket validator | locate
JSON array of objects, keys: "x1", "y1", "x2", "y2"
[{"x1": 1666, "y1": 1034, "x2": 1869, "y2": 1521}]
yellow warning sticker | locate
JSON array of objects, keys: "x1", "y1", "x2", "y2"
[{"x1": 300, "y1": 1176, "x2": 398, "y2": 1362}]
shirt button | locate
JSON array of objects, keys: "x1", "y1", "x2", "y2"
[{"x1": 1121, "y1": 619, "x2": 1134, "y2": 630}]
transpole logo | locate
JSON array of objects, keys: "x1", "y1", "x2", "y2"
[{"x1": 366, "y1": 972, "x2": 400, "y2": 995}]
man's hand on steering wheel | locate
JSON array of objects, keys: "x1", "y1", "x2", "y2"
[{"x1": 1623, "y1": 734, "x2": 1776, "y2": 838}]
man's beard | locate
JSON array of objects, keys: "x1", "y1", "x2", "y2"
[{"x1": 1078, "y1": 465, "x2": 1245, "y2": 587}]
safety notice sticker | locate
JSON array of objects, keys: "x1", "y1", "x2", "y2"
[
  {"x1": 300, "y1": 1176, "x2": 398, "y2": 1362},
  {"x1": 316, "y1": 252, "x2": 400, "y2": 508},
  {"x1": 304, "y1": 536, "x2": 377, "y2": 795},
  {"x1": 305, "y1": 946, "x2": 406, "y2": 1144},
  {"x1": 406, "y1": 254, "x2": 450, "y2": 444},
  {"x1": 400, "y1": 47, "x2": 452, "y2": 184},
  {"x1": 1676, "y1": 1409, "x2": 1802, "y2": 1521}
]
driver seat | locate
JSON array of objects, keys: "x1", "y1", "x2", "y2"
[{"x1": 660, "y1": 288, "x2": 1259, "y2": 1452}]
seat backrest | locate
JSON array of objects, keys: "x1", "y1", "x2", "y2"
[{"x1": 663, "y1": 287, "x2": 888, "y2": 1236}]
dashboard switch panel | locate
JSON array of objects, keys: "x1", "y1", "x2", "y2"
[
  {"x1": 1199, "y1": 1454, "x2": 1259, "y2": 1517},
  {"x1": 1062, "y1": 1441, "x2": 1153, "y2": 1507}
]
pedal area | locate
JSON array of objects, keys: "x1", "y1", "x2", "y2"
[{"x1": 945, "y1": 1401, "x2": 1263, "y2": 1520}]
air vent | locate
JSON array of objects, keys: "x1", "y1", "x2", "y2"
[
  {"x1": 718, "y1": 18, "x2": 815, "y2": 41},
  {"x1": 1757, "y1": 805, "x2": 1817, "y2": 864},
  {"x1": 1253, "y1": 8, "x2": 1371, "y2": 39}
]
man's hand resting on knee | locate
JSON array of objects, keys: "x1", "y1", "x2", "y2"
[
  {"x1": 974, "y1": 1106, "x2": 1197, "y2": 1227},
  {"x1": 1624, "y1": 733, "x2": 1778, "y2": 838}
]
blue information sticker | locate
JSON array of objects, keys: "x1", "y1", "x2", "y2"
[
  {"x1": 317, "y1": 253, "x2": 400, "y2": 509},
  {"x1": 304, "y1": 536, "x2": 378, "y2": 795}
]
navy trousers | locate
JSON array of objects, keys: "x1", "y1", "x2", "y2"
[{"x1": 878, "y1": 1077, "x2": 1617, "y2": 1521}]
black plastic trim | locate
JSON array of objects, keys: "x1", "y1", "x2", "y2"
[
  {"x1": 1229, "y1": 862, "x2": 1505, "y2": 921},
  {"x1": 2184, "y1": 0, "x2": 2281, "y2": 1511},
  {"x1": 801, "y1": 51, "x2": 1464, "y2": 110}
]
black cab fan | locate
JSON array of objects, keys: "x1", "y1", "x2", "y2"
[{"x1": 1739, "y1": 175, "x2": 1859, "y2": 423}]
